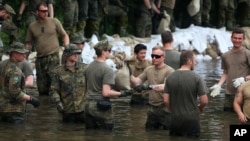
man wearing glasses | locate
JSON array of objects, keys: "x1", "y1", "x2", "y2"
[
  {"x1": 17, "y1": 0, "x2": 54, "y2": 28},
  {"x1": 25, "y1": 2, "x2": 69, "y2": 96},
  {"x1": 84, "y1": 40, "x2": 133, "y2": 130},
  {"x1": 130, "y1": 46, "x2": 174, "y2": 130}
]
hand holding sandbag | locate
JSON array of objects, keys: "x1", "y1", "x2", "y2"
[
  {"x1": 232, "y1": 77, "x2": 245, "y2": 88},
  {"x1": 209, "y1": 84, "x2": 221, "y2": 97},
  {"x1": 120, "y1": 89, "x2": 134, "y2": 97},
  {"x1": 134, "y1": 84, "x2": 152, "y2": 92}
]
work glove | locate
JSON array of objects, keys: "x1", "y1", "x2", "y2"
[
  {"x1": 209, "y1": 84, "x2": 221, "y2": 97},
  {"x1": 134, "y1": 84, "x2": 152, "y2": 92},
  {"x1": 27, "y1": 96, "x2": 40, "y2": 108},
  {"x1": 56, "y1": 102, "x2": 64, "y2": 113},
  {"x1": 232, "y1": 77, "x2": 245, "y2": 88},
  {"x1": 120, "y1": 89, "x2": 134, "y2": 97}
]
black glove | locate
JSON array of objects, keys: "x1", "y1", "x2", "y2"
[
  {"x1": 120, "y1": 89, "x2": 134, "y2": 97},
  {"x1": 28, "y1": 96, "x2": 40, "y2": 108},
  {"x1": 56, "y1": 102, "x2": 64, "y2": 113},
  {"x1": 134, "y1": 84, "x2": 152, "y2": 92}
]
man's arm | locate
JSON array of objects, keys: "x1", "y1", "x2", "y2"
[
  {"x1": 62, "y1": 33, "x2": 70, "y2": 46},
  {"x1": 198, "y1": 94, "x2": 208, "y2": 113},
  {"x1": 18, "y1": 0, "x2": 26, "y2": 16},
  {"x1": 48, "y1": 3, "x2": 54, "y2": 18},
  {"x1": 163, "y1": 93, "x2": 170, "y2": 110},
  {"x1": 217, "y1": 70, "x2": 227, "y2": 86},
  {"x1": 234, "y1": 86, "x2": 248, "y2": 124}
]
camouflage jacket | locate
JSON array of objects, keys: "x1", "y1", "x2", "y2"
[
  {"x1": 50, "y1": 62, "x2": 88, "y2": 113},
  {"x1": 0, "y1": 60, "x2": 26, "y2": 113}
]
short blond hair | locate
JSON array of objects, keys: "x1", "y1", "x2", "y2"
[{"x1": 152, "y1": 46, "x2": 164, "y2": 55}]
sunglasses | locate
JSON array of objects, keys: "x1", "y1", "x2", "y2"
[
  {"x1": 105, "y1": 49, "x2": 111, "y2": 52},
  {"x1": 151, "y1": 54, "x2": 163, "y2": 59},
  {"x1": 38, "y1": 10, "x2": 48, "y2": 13}
]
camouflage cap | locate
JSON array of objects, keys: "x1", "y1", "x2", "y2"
[
  {"x1": 70, "y1": 33, "x2": 87, "y2": 44},
  {"x1": 9, "y1": 42, "x2": 29, "y2": 53},
  {"x1": 63, "y1": 44, "x2": 82, "y2": 56},
  {"x1": 3, "y1": 4, "x2": 16, "y2": 15},
  {"x1": 94, "y1": 40, "x2": 112, "y2": 50}
]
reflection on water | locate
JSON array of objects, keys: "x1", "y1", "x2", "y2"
[{"x1": 0, "y1": 57, "x2": 240, "y2": 141}]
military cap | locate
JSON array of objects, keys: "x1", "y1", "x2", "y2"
[
  {"x1": 9, "y1": 42, "x2": 29, "y2": 53},
  {"x1": 3, "y1": 4, "x2": 16, "y2": 15},
  {"x1": 94, "y1": 40, "x2": 112, "y2": 50},
  {"x1": 63, "y1": 44, "x2": 82, "y2": 56},
  {"x1": 70, "y1": 33, "x2": 87, "y2": 44}
]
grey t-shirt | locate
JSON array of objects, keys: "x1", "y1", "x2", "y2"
[{"x1": 85, "y1": 60, "x2": 115, "y2": 100}]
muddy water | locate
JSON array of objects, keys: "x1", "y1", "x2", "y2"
[{"x1": 0, "y1": 58, "x2": 240, "y2": 141}]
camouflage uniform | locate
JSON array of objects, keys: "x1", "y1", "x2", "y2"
[
  {"x1": 159, "y1": 0, "x2": 176, "y2": 32},
  {"x1": 77, "y1": 0, "x2": 98, "y2": 36},
  {"x1": 217, "y1": 0, "x2": 236, "y2": 30},
  {"x1": 70, "y1": 33, "x2": 87, "y2": 62},
  {"x1": 50, "y1": 44, "x2": 88, "y2": 123},
  {"x1": 0, "y1": 4, "x2": 18, "y2": 60},
  {"x1": 60, "y1": 0, "x2": 78, "y2": 36},
  {"x1": 135, "y1": 0, "x2": 154, "y2": 37},
  {"x1": 84, "y1": 40, "x2": 114, "y2": 130},
  {"x1": 100, "y1": 0, "x2": 128, "y2": 37},
  {"x1": 202, "y1": 0, "x2": 211, "y2": 25},
  {"x1": 0, "y1": 43, "x2": 29, "y2": 123},
  {"x1": 237, "y1": 0, "x2": 250, "y2": 26}
]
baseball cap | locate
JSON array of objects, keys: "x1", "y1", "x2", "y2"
[
  {"x1": 9, "y1": 42, "x2": 29, "y2": 53},
  {"x1": 93, "y1": 40, "x2": 112, "y2": 51},
  {"x1": 70, "y1": 33, "x2": 87, "y2": 44},
  {"x1": 3, "y1": 4, "x2": 16, "y2": 15},
  {"x1": 63, "y1": 44, "x2": 82, "y2": 56}
]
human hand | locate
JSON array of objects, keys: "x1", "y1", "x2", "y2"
[
  {"x1": 28, "y1": 96, "x2": 40, "y2": 108},
  {"x1": 238, "y1": 112, "x2": 248, "y2": 124},
  {"x1": 134, "y1": 84, "x2": 152, "y2": 92},
  {"x1": 120, "y1": 89, "x2": 134, "y2": 97},
  {"x1": 232, "y1": 77, "x2": 245, "y2": 88},
  {"x1": 209, "y1": 84, "x2": 221, "y2": 97}
]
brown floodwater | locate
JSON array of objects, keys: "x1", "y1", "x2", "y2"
[{"x1": 0, "y1": 57, "x2": 239, "y2": 141}]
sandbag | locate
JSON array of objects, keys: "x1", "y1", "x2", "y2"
[
  {"x1": 112, "y1": 52, "x2": 131, "y2": 90},
  {"x1": 187, "y1": 0, "x2": 200, "y2": 17},
  {"x1": 157, "y1": 10, "x2": 171, "y2": 34}
]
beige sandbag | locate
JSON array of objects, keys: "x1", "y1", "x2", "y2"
[
  {"x1": 111, "y1": 52, "x2": 131, "y2": 90},
  {"x1": 205, "y1": 45, "x2": 218, "y2": 60},
  {"x1": 187, "y1": 0, "x2": 200, "y2": 17},
  {"x1": 241, "y1": 27, "x2": 250, "y2": 50},
  {"x1": 157, "y1": 10, "x2": 171, "y2": 34}
]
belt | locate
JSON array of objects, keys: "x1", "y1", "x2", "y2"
[{"x1": 37, "y1": 52, "x2": 58, "y2": 58}]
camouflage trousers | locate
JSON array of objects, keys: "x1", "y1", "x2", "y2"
[
  {"x1": 61, "y1": 0, "x2": 79, "y2": 35},
  {"x1": 202, "y1": 0, "x2": 211, "y2": 23},
  {"x1": 84, "y1": 100, "x2": 114, "y2": 130},
  {"x1": 135, "y1": 12, "x2": 152, "y2": 38},
  {"x1": 223, "y1": 94, "x2": 235, "y2": 112},
  {"x1": 62, "y1": 111, "x2": 85, "y2": 123},
  {"x1": 35, "y1": 52, "x2": 60, "y2": 96},
  {"x1": 218, "y1": 0, "x2": 236, "y2": 29},
  {"x1": 145, "y1": 105, "x2": 171, "y2": 130},
  {"x1": 0, "y1": 112, "x2": 25, "y2": 123}
]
